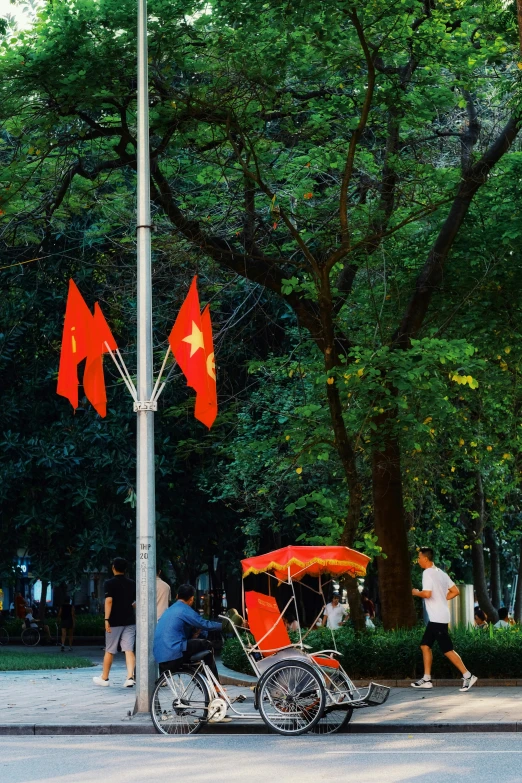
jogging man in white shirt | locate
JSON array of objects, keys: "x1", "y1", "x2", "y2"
[{"x1": 411, "y1": 547, "x2": 477, "y2": 692}]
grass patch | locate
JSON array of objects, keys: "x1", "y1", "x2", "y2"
[{"x1": 0, "y1": 650, "x2": 94, "y2": 671}]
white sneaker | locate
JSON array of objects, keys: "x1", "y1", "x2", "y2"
[
  {"x1": 123, "y1": 678, "x2": 135, "y2": 688},
  {"x1": 93, "y1": 676, "x2": 110, "y2": 687},
  {"x1": 459, "y1": 674, "x2": 478, "y2": 692},
  {"x1": 411, "y1": 678, "x2": 433, "y2": 689}
]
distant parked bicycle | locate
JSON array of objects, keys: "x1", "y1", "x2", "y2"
[{"x1": 0, "y1": 625, "x2": 9, "y2": 645}]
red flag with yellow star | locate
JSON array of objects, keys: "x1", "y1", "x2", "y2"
[
  {"x1": 57, "y1": 279, "x2": 93, "y2": 410},
  {"x1": 83, "y1": 303, "x2": 118, "y2": 418},
  {"x1": 168, "y1": 277, "x2": 217, "y2": 428},
  {"x1": 194, "y1": 304, "x2": 217, "y2": 428}
]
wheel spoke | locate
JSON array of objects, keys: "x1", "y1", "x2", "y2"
[
  {"x1": 311, "y1": 670, "x2": 353, "y2": 735},
  {"x1": 152, "y1": 671, "x2": 208, "y2": 735},
  {"x1": 259, "y1": 663, "x2": 325, "y2": 735}
]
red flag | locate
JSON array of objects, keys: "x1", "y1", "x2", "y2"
[
  {"x1": 57, "y1": 279, "x2": 93, "y2": 410},
  {"x1": 194, "y1": 304, "x2": 217, "y2": 428},
  {"x1": 168, "y1": 276, "x2": 206, "y2": 388},
  {"x1": 168, "y1": 277, "x2": 217, "y2": 427},
  {"x1": 83, "y1": 303, "x2": 117, "y2": 418}
]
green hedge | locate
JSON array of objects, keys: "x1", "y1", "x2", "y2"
[
  {"x1": 3, "y1": 613, "x2": 104, "y2": 637},
  {"x1": 221, "y1": 626, "x2": 522, "y2": 679}
]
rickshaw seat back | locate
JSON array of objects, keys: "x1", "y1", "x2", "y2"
[
  {"x1": 311, "y1": 655, "x2": 340, "y2": 669},
  {"x1": 245, "y1": 591, "x2": 291, "y2": 656}
]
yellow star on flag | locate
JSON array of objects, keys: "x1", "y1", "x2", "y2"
[
  {"x1": 207, "y1": 351, "x2": 216, "y2": 380},
  {"x1": 182, "y1": 320, "x2": 205, "y2": 357}
]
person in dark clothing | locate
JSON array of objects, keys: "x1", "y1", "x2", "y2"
[
  {"x1": 57, "y1": 596, "x2": 75, "y2": 651},
  {"x1": 15, "y1": 592, "x2": 26, "y2": 620},
  {"x1": 93, "y1": 557, "x2": 136, "y2": 689}
]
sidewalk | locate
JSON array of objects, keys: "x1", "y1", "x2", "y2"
[{"x1": 2, "y1": 647, "x2": 522, "y2": 734}]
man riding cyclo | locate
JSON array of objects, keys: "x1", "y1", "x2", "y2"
[{"x1": 153, "y1": 583, "x2": 226, "y2": 687}]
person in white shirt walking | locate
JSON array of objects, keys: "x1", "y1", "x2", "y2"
[
  {"x1": 322, "y1": 592, "x2": 348, "y2": 629},
  {"x1": 411, "y1": 547, "x2": 477, "y2": 692},
  {"x1": 156, "y1": 568, "x2": 171, "y2": 621}
]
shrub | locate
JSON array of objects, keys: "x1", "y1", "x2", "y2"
[
  {"x1": 221, "y1": 625, "x2": 522, "y2": 679},
  {"x1": 3, "y1": 613, "x2": 104, "y2": 637}
]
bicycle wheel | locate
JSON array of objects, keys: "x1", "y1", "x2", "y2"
[
  {"x1": 151, "y1": 669, "x2": 210, "y2": 736},
  {"x1": 21, "y1": 627, "x2": 40, "y2": 646},
  {"x1": 258, "y1": 660, "x2": 325, "y2": 736},
  {"x1": 310, "y1": 669, "x2": 353, "y2": 735},
  {"x1": 0, "y1": 628, "x2": 9, "y2": 646}
]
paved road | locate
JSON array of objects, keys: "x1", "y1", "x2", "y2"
[{"x1": 3, "y1": 733, "x2": 522, "y2": 782}]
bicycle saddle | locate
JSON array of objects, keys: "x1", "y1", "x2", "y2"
[{"x1": 189, "y1": 650, "x2": 212, "y2": 663}]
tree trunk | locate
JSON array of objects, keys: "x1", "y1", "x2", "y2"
[
  {"x1": 222, "y1": 572, "x2": 242, "y2": 617},
  {"x1": 485, "y1": 527, "x2": 501, "y2": 610},
  {"x1": 465, "y1": 473, "x2": 499, "y2": 624},
  {"x1": 372, "y1": 430, "x2": 417, "y2": 628},
  {"x1": 318, "y1": 275, "x2": 366, "y2": 631},
  {"x1": 514, "y1": 539, "x2": 522, "y2": 623},
  {"x1": 344, "y1": 577, "x2": 363, "y2": 629},
  {"x1": 471, "y1": 541, "x2": 498, "y2": 624}
]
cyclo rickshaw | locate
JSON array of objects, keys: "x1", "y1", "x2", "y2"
[{"x1": 151, "y1": 545, "x2": 390, "y2": 736}]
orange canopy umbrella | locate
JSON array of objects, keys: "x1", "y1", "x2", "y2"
[{"x1": 241, "y1": 545, "x2": 369, "y2": 581}]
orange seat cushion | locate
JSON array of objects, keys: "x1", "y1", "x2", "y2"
[{"x1": 311, "y1": 655, "x2": 340, "y2": 669}]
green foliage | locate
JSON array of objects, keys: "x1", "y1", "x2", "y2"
[
  {"x1": 71, "y1": 614, "x2": 105, "y2": 636},
  {"x1": 0, "y1": 0, "x2": 522, "y2": 610},
  {"x1": 4, "y1": 613, "x2": 104, "y2": 636},
  {"x1": 222, "y1": 625, "x2": 522, "y2": 679}
]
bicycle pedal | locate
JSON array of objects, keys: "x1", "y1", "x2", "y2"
[{"x1": 231, "y1": 694, "x2": 247, "y2": 703}]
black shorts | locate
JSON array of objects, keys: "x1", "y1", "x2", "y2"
[{"x1": 420, "y1": 622, "x2": 454, "y2": 653}]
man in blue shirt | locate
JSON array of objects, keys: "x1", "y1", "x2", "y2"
[{"x1": 153, "y1": 584, "x2": 223, "y2": 681}]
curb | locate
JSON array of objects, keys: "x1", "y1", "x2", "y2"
[
  {"x1": 345, "y1": 722, "x2": 521, "y2": 733},
  {"x1": 353, "y1": 679, "x2": 522, "y2": 688},
  {"x1": 220, "y1": 674, "x2": 257, "y2": 687},
  {"x1": 0, "y1": 724, "x2": 156, "y2": 735},
  {"x1": 2, "y1": 721, "x2": 522, "y2": 735}
]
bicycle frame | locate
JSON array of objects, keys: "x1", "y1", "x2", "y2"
[{"x1": 161, "y1": 661, "x2": 260, "y2": 721}]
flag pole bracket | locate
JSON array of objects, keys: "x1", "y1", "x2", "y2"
[{"x1": 133, "y1": 400, "x2": 158, "y2": 412}]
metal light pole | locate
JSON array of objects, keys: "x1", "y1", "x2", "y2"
[{"x1": 134, "y1": 0, "x2": 157, "y2": 714}]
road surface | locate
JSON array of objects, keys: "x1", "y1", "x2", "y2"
[{"x1": 3, "y1": 732, "x2": 522, "y2": 783}]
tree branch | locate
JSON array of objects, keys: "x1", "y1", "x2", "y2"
[
  {"x1": 335, "y1": 11, "x2": 376, "y2": 257},
  {"x1": 393, "y1": 114, "x2": 521, "y2": 347},
  {"x1": 148, "y1": 160, "x2": 329, "y2": 346}
]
